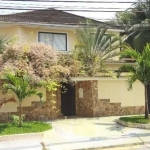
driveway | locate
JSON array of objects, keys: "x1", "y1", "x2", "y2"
[
  {"x1": 46, "y1": 116, "x2": 150, "y2": 149},
  {"x1": 0, "y1": 116, "x2": 150, "y2": 150}
]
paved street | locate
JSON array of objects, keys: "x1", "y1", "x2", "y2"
[
  {"x1": 0, "y1": 116, "x2": 150, "y2": 150},
  {"x1": 97, "y1": 144, "x2": 150, "y2": 150}
]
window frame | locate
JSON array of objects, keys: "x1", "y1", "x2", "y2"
[{"x1": 38, "y1": 32, "x2": 67, "y2": 51}]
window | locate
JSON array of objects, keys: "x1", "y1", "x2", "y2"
[{"x1": 38, "y1": 32, "x2": 67, "y2": 51}]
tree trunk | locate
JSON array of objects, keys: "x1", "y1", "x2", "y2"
[
  {"x1": 145, "y1": 85, "x2": 149, "y2": 119},
  {"x1": 19, "y1": 103, "x2": 22, "y2": 127}
]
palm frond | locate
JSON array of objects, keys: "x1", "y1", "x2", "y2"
[
  {"x1": 117, "y1": 64, "x2": 136, "y2": 78},
  {"x1": 126, "y1": 74, "x2": 137, "y2": 90},
  {"x1": 1, "y1": 72, "x2": 44, "y2": 103},
  {"x1": 120, "y1": 48, "x2": 141, "y2": 60}
]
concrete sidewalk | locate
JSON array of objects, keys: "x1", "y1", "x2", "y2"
[{"x1": 43, "y1": 116, "x2": 150, "y2": 150}]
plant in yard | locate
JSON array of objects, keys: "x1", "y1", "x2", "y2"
[
  {"x1": 75, "y1": 25, "x2": 121, "y2": 76},
  {"x1": 11, "y1": 114, "x2": 25, "y2": 126},
  {"x1": 0, "y1": 35, "x2": 9, "y2": 54},
  {"x1": 124, "y1": 20, "x2": 150, "y2": 53},
  {"x1": 117, "y1": 43, "x2": 150, "y2": 119},
  {"x1": 114, "y1": 0, "x2": 150, "y2": 53},
  {"x1": 0, "y1": 43, "x2": 75, "y2": 119},
  {"x1": 1, "y1": 72, "x2": 44, "y2": 127}
]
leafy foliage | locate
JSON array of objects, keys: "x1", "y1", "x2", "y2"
[
  {"x1": 0, "y1": 35, "x2": 8, "y2": 54},
  {"x1": 1, "y1": 72, "x2": 44, "y2": 126},
  {"x1": 1, "y1": 72, "x2": 44, "y2": 103},
  {"x1": 118, "y1": 44, "x2": 150, "y2": 88},
  {"x1": 58, "y1": 52, "x2": 81, "y2": 77},
  {"x1": 117, "y1": 43, "x2": 150, "y2": 119},
  {"x1": 124, "y1": 19, "x2": 150, "y2": 52},
  {"x1": 0, "y1": 43, "x2": 70, "y2": 82},
  {"x1": 113, "y1": 0, "x2": 150, "y2": 52},
  {"x1": 115, "y1": 0, "x2": 150, "y2": 27},
  {"x1": 74, "y1": 25, "x2": 121, "y2": 76},
  {"x1": 11, "y1": 114, "x2": 25, "y2": 126}
]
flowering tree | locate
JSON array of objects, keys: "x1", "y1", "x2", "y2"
[
  {"x1": 0, "y1": 43, "x2": 74, "y2": 122},
  {"x1": 0, "y1": 43, "x2": 71, "y2": 81}
]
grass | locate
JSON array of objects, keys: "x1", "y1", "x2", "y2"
[
  {"x1": 0, "y1": 121, "x2": 52, "y2": 135},
  {"x1": 120, "y1": 115, "x2": 150, "y2": 124}
]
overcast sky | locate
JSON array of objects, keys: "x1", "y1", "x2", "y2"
[{"x1": 0, "y1": 0, "x2": 136, "y2": 20}]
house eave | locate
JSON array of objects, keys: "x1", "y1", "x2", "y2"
[
  {"x1": 71, "y1": 77, "x2": 126, "y2": 81},
  {"x1": 0, "y1": 21, "x2": 124, "y2": 31},
  {"x1": 107, "y1": 28, "x2": 125, "y2": 32},
  {"x1": 104, "y1": 61, "x2": 136, "y2": 65},
  {"x1": 0, "y1": 21, "x2": 80, "y2": 29}
]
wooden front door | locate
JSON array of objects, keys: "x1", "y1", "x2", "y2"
[{"x1": 61, "y1": 83, "x2": 75, "y2": 116}]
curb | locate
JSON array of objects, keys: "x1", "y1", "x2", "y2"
[
  {"x1": 86, "y1": 142, "x2": 146, "y2": 150},
  {"x1": 0, "y1": 129, "x2": 52, "y2": 141},
  {"x1": 116, "y1": 119, "x2": 150, "y2": 129}
]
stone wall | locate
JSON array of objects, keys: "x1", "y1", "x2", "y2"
[
  {"x1": 0, "y1": 89, "x2": 61, "y2": 123},
  {"x1": 0, "y1": 80, "x2": 145, "y2": 122},
  {"x1": 93, "y1": 99, "x2": 144, "y2": 116},
  {"x1": 75, "y1": 80, "x2": 145, "y2": 117},
  {"x1": 75, "y1": 81, "x2": 97, "y2": 117}
]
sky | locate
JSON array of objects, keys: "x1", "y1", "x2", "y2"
[{"x1": 0, "y1": 0, "x2": 136, "y2": 20}]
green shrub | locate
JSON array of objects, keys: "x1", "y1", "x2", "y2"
[{"x1": 11, "y1": 114, "x2": 25, "y2": 126}]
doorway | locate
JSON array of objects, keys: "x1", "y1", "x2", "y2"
[{"x1": 61, "y1": 82, "x2": 75, "y2": 116}]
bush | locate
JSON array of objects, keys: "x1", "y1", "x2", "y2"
[
  {"x1": 0, "y1": 43, "x2": 70, "y2": 82},
  {"x1": 11, "y1": 114, "x2": 25, "y2": 126}
]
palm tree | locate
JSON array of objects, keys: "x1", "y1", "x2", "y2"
[
  {"x1": 124, "y1": 19, "x2": 150, "y2": 53},
  {"x1": 121, "y1": 0, "x2": 150, "y2": 52},
  {"x1": 75, "y1": 25, "x2": 121, "y2": 75},
  {"x1": 117, "y1": 43, "x2": 150, "y2": 119},
  {"x1": 75, "y1": 25, "x2": 121, "y2": 59},
  {"x1": 1, "y1": 72, "x2": 44, "y2": 127}
]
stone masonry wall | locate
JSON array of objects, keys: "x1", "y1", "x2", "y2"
[
  {"x1": 0, "y1": 88, "x2": 61, "y2": 123},
  {"x1": 76, "y1": 80, "x2": 145, "y2": 117},
  {"x1": 0, "y1": 80, "x2": 145, "y2": 122},
  {"x1": 93, "y1": 81, "x2": 144, "y2": 116},
  {"x1": 75, "y1": 81, "x2": 97, "y2": 117}
]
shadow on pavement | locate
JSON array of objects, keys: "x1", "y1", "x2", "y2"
[{"x1": 94, "y1": 122, "x2": 125, "y2": 132}]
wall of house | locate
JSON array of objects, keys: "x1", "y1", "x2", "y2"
[
  {"x1": 18, "y1": 26, "x2": 77, "y2": 51},
  {"x1": 0, "y1": 88, "x2": 61, "y2": 122},
  {"x1": 0, "y1": 25, "x2": 77, "y2": 51},
  {"x1": 0, "y1": 87, "x2": 46, "y2": 113},
  {"x1": 0, "y1": 26, "x2": 19, "y2": 40},
  {"x1": 75, "y1": 79, "x2": 144, "y2": 117},
  {"x1": 98, "y1": 79, "x2": 144, "y2": 107},
  {"x1": 105, "y1": 63, "x2": 123, "y2": 71}
]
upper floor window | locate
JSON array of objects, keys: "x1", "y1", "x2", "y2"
[{"x1": 38, "y1": 32, "x2": 67, "y2": 51}]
